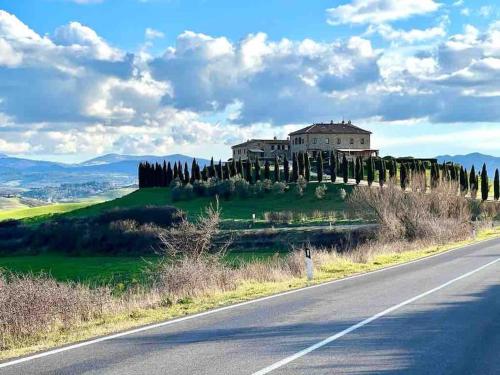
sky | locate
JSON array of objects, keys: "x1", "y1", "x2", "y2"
[{"x1": 0, "y1": 0, "x2": 499, "y2": 162}]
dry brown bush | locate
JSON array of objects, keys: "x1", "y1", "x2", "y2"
[
  {"x1": 157, "y1": 200, "x2": 230, "y2": 261},
  {"x1": 348, "y1": 181, "x2": 471, "y2": 242},
  {"x1": 0, "y1": 272, "x2": 112, "y2": 350}
]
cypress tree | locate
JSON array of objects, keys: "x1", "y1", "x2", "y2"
[
  {"x1": 355, "y1": 157, "x2": 361, "y2": 185},
  {"x1": 138, "y1": 163, "x2": 144, "y2": 188},
  {"x1": 140, "y1": 162, "x2": 146, "y2": 188},
  {"x1": 316, "y1": 152, "x2": 323, "y2": 182},
  {"x1": 463, "y1": 168, "x2": 469, "y2": 194},
  {"x1": 173, "y1": 162, "x2": 178, "y2": 179},
  {"x1": 209, "y1": 157, "x2": 215, "y2": 178},
  {"x1": 255, "y1": 158, "x2": 261, "y2": 182},
  {"x1": 292, "y1": 153, "x2": 299, "y2": 182},
  {"x1": 342, "y1": 154, "x2": 348, "y2": 184},
  {"x1": 274, "y1": 156, "x2": 280, "y2": 182},
  {"x1": 378, "y1": 158, "x2": 386, "y2": 187},
  {"x1": 481, "y1": 163, "x2": 489, "y2": 201},
  {"x1": 349, "y1": 159, "x2": 355, "y2": 179},
  {"x1": 330, "y1": 151, "x2": 337, "y2": 183},
  {"x1": 195, "y1": 161, "x2": 201, "y2": 181},
  {"x1": 305, "y1": 154, "x2": 311, "y2": 181},
  {"x1": 237, "y1": 158, "x2": 244, "y2": 177},
  {"x1": 190, "y1": 159, "x2": 196, "y2": 183},
  {"x1": 231, "y1": 158, "x2": 237, "y2": 177},
  {"x1": 459, "y1": 166, "x2": 466, "y2": 194},
  {"x1": 166, "y1": 162, "x2": 173, "y2": 186},
  {"x1": 298, "y1": 152, "x2": 305, "y2": 177},
  {"x1": 400, "y1": 163, "x2": 408, "y2": 190},
  {"x1": 264, "y1": 160, "x2": 271, "y2": 180},
  {"x1": 283, "y1": 155, "x2": 290, "y2": 182},
  {"x1": 387, "y1": 159, "x2": 395, "y2": 180},
  {"x1": 430, "y1": 162, "x2": 438, "y2": 189},
  {"x1": 367, "y1": 156, "x2": 374, "y2": 186},
  {"x1": 245, "y1": 160, "x2": 252, "y2": 183},
  {"x1": 215, "y1": 159, "x2": 224, "y2": 180},
  {"x1": 201, "y1": 166, "x2": 208, "y2": 181},
  {"x1": 161, "y1": 161, "x2": 167, "y2": 187},
  {"x1": 183, "y1": 162, "x2": 190, "y2": 184},
  {"x1": 223, "y1": 163, "x2": 231, "y2": 180},
  {"x1": 470, "y1": 165, "x2": 477, "y2": 196},
  {"x1": 177, "y1": 162, "x2": 184, "y2": 182},
  {"x1": 494, "y1": 169, "x2": 499, "y2": 201}
]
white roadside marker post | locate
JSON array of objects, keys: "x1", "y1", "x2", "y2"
[{"x1": 305, "y1": 247, "x2": 313, "y2": 282}]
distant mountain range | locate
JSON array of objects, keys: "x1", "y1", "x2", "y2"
[
  {"x1": 0, "y1": 153, "x2": 210, "y2": 191},
  {"x1": 1, "y1": 152, "x2": 498, "y2": 193},
  {"x1": 435, "y1": 153, "x2": 499, "y2": 175}
]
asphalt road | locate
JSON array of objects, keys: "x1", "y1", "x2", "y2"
[{"x1": 2, "y1": 237, "x2": 499, "y2": 375}]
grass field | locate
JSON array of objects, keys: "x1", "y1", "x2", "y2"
[
  {"x1": 0, "y1": 188, "x2": 136, "y2": 222},
  {"x1": 0, "y1": 197, "x2": 27, "y2": 211},
  {"x1": 0, "y1": 251, "x2": 282, "y2": 285},
  {"x1": 0, "y1": 202, "x2": 97, "y2": 221},
  {"x1": 70, "y1": 182, "x2": 351, "y2": 221}
]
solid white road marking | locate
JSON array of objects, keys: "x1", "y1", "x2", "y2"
[
  {"x1": 252, "y1": 256, "x2": 500, "y2": 375},
  {"x1": 0, "y1": 237, "x2": 497, "y2": 369}
]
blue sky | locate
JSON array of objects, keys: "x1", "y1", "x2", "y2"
[{"x1": 0, "y1": 0, "x2": 499, "y2": 162}]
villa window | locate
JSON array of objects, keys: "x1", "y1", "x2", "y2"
[
  {"x1": 271, "y1": 145, "x2": 275, "y2": 150},
  {"x1": 350, "y1": 138, "x2": 354, "y2": 145},
  {"x1": 337, "y1": 138, "x2": 341, "y2": 145},
  {"x1": 361, "y1": 138, "x2": 365, "y2": 145},
  {"x1": 313, "y1": 138, "x2": 317, "y2": 144},
  {"x1": 325, "y1": 138, "x2": 329, "y2": 144}
]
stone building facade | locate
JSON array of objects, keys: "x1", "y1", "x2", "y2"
[
  {"x1": 288, "y1": 121, "x2": 378, "y2": 160},
  {"x1": 230, "y1": 121, "x2": 378, "y2": 162},
  {"x1": 231, "y1": 138, "x2": 290, "y2": 161}
]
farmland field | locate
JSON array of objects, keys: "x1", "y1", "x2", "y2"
[{"x1": 0, "y1": 251, "x2": 283, "y2": 285}]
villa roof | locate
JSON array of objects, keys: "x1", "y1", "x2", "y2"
[
  {"x1": 289, "y1": 121, "x2": 371, "y2": 136},
  {"x1": 231, "y1": 138, "x2": 289, "y2": 149}
]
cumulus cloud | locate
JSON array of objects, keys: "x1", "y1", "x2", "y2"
[
  {"x1": 145, "y1": 28, "x2": 164, "y2": 40},
  {"x1": 0, "y1": 10, "x2": 499, "y2": 158},
  {"x1": 327, "y1": 0, "x2": 441, "y2": 25},
  {"x1": 366, "y1": 23, "x2": 446, "y2": 44}
]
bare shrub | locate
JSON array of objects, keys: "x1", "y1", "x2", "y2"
[
  {"x1": 348, "y1": 181, "x2": 471, "y2": 242},
  {"x1": 153, "y1": 256, "x2": 237, "y2": 300},
  {"x1": 238, "y1": 252, "x2": 304, "y2": 282},
  {"x1": 157, "y1": 200, "x2": 229, "y2": 261},
  {"x1": 0, "y1": 272, "x2": 112, "y2": 350},
  {"x1": 263, "y1": 211, "x2": 294, "y2": 224}
]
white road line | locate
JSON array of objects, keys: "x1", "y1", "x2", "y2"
[
  {"x1": 252, "y1": 256, "x2": 500, "y2": 375},
  {"x1": 0, "y1": 237, "x2": 497, "y2": 369}
]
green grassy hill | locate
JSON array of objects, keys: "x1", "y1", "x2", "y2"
[
  {"x1": 0, "y1": 201, "x2": 96, "y2": 221},
  {"x1": 71, "y1": 182, "x2": 351, "y2": 222}
]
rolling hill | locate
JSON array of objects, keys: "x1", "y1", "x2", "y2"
[
  {"x1": 435, "y1": 153, "x2": 500, "y2": 175},
  {"x1": 0, "y1": 153, "x2": 210, "y2": 190}
]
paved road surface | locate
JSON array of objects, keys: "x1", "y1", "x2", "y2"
[{"x1": 1, "y1": 237, "x2": 499, "y2": 374}]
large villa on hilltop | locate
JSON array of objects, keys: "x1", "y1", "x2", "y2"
[{"x1": 231, "y1": 121, "x2": 379, "y2": 161}]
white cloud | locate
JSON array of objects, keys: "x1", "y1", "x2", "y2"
[
  {"x1": 327, "y1": 0, "x2": 441, "y2": 25},
  {"x1": 53, "y1": 22, "x2": 122, "y2": 61},
  {"x1": 0, "y1": 10, "x2": 500, "y2": 158},
  {"x1": 367, "y1": 23, "x2": 446, "y2": 44},
  {"x1": 145, "y1": 28, "x2": 164, "y2": 40}
]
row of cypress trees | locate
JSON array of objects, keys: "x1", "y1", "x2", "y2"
[{"x1": 139, "y1": 156, "x2": 500, "y2": 201}]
